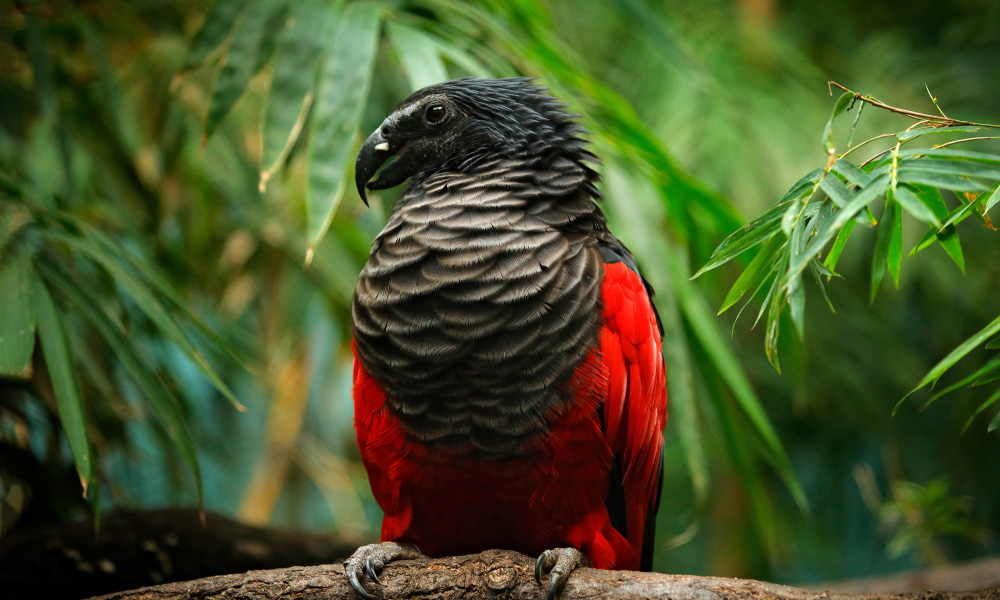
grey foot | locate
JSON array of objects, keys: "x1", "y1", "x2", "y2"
[
  {"x1": 534, "y1": 547, "x2": 588, "y2": 600},
  {"x1": 344, "y1": 541, "x2": 423, "y2": 599}
]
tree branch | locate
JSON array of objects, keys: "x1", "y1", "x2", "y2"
[{"x1": 87, "y1": 549, "x2": 1000, "y2": 600}]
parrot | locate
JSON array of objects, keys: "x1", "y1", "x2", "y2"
[{"x1": 346, "y1": 77, "x2": 667, "y2": 599}]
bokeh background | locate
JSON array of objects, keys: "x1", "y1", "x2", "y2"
[{"x1": 1, "y1": 0, "x2": 999, "y2": 588}]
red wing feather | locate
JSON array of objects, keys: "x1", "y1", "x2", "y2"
[{"x1": 598, "y1": 261, "x2": 668, "y2": 558}]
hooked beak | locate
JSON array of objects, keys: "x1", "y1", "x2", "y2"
[{"x1": 354, "y1": 128, "x2": 392, "y2": 207}]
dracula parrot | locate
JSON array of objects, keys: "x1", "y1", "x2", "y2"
[{"x1": 346, "y1": 77, "x2": 667, "y2": 599}]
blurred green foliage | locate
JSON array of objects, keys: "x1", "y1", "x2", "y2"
[{"x1": 1, "y1": 0, "x2": 998, "y2": 587}]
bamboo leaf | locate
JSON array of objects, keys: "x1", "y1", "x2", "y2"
[
  {"x1": 39, "y1": 263, "x2": 204, "y2": 506},
  {"x1": 962, "y1": 389, "x2": 1000, "y2": 433},
  {"x1": 34, "y1": 271, "x2": 94, "y2": 495},
  {"x1": 43, "y1": 230, "x2": 244, "y2": 411},
  {"x1": 896, "y1": 125, "x2": 982, "y2": 142},
  {"x1": 887, "y1": 200, "x2": 903, "y2": 288},
  {"x1": 984, "y1": 184, "x2": 999, "y2": 215},
  {"x1": 989, "y1": 402, "x2": 1000, "y2": 432},
  {"x1": 789, "y1": 173, "x2": 889, "y2": 283},
  {"x1": 719, "y1": 235, "x2": 785, "y2": 314},
  {"x1": 904, "y1": 313, "x2": 1000, "y2": 401},
  {"x1": 694, "y1": 200, "x2": 794, "y2": 277},
  {"x1": 823, "y1": 219, "x2": 855, "y2": 274},
  {"x1": 896, "y1": 167, "x2": 993, "y2": 193},
  {"x1": 677, "y1": 259, "x2": 806, "y2": 510},
  {"x1": 307, "y1": 1, "x2": 381, "y2": 247},
  {"x1": 819, "y1": 175, "x2": 853, "y2": 208},
  {"x1": 388, "y1": 21, "x2": 448, "y2": 91},
  {"x1": 894, "y1": 185, "x2": 941, "y2": 227},
  {"x1": 63, "y1": 216, "x2": 250, "y2": 369},
  {"x1": 831, "y1": 159, "x2": 872, "y2": 188},
  {"x1": 184, "y1": 0, "x2": 250, "y2": 69},
  {"x1": 205, "y1": 0, "x2": 286, "y2": 137},
  {"x1": 823, "y1": 92, "x2": 854, "y2": 153},
  {"x1": 898, "y1": 158, "x2": 1000, "y2": 181},
  {"x1": 260, "y1": 0, "x2": 337, "y2": 179},
  {"x1": 928, "y1": 354, "x2": 1000, "y2": 405},
  {"x1": 0, "y1": 253, "x2": 36, "y2": 376},
  {"x1": 895, "y1": 147, "x2": 1000, "y2": 164}
]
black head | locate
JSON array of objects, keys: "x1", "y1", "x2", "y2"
[{"x1": 354, "y1": 77, "x2": 585, "y2": 205}]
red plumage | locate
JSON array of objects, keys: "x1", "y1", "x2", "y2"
[{"x1": 353, "y1": 260, "x2": 667, "y2": 570}]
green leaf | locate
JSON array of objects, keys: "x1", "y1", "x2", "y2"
[
  {"x1": 989, "y1": 402, "x2": 1000, "y2": 432},
  {"x1": 984, "y1": 184, "x2": 1000, "y2": 215},
  {"x1": 823, "y1": 219, "x2": 855, "y2": 274},
  {"x1": 886, "y1": 200, "x2": 903, "y2": 288},
  {"x1": 987, "y1": 335, "x2": 1000, "y2": 350},
  {"x1": 894, "y1": 185, "x2": 941, "y2": 228},
  {"x1": 678, "y1": 258, "x2": 806, "y2": 510},
  {"x1": 260, "y1": 0, "x2": 337, "y2": 180},
  {"x1": 34, "y1": 272, "x2": 94, "y2": 495},
  {"x1": 0, "y1": 253, "x2": 36, "y2": 376},
  {"x1": 904, "y1": 313, "x2": 1000, "y2": 401},
  {"x1": 43, "y1": 230, "x2": 244, "y2": 411},
  {"x1": 789, "y1": 173, "x2": 890, "y2": 284},
  {"x1": 832, "y1": 159, "x2": 873, "y2": 187},
  {"x1": 869, "y1": 199, "x2": 897, "y2": 303},
  {"x1": 823, "y1": 92, "x2": 854, "y2": 154},
  {"x1": 898, "y1": 157, "x2": 1000, "y2": 182},
  {"x1": 896, "y1": 166, "x2": 993, "y2": 193},
  {"x1": 929, "y1": 354, "x2": 1000, "y2": 405},
  {"x1": 388, "y1": 21, "x2": 448, "y2": 91},
  {"x1": 819, "y1": 174, "x2": 854, "y2": 208},
  {"x1": 306, "y1": 1, "x2": 381, "y2": 247},
  {"x1": 185, "y1": 0, "x2": 250, "y2": 69},
  {"x1": 719, "y1": 234, "x2": 784, "y2": 314},
  {"x1": 895, "y1": 147, "x2": 1000, "y2": 164},
  {"x1": 205, "y1": 0, "x2": 286, "y2": 137},
  {"x1": 39, "y1": 263, "x2": 204, "y2": 507},
  {"x1": 895, "y1": 125, "x2": 982, "y2": 142},
  {"x1": 962, "y1": 386, "x2": 1000, "y2": 433},
  {"x1": 694, "y1": 200, "x2": 794, "y2": 277}
]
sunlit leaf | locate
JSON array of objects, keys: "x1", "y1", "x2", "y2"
[
  {"x1": 0, "y1": 252, "x2": 35, "y2": 376},
  {"x1": 34, "y1": 271, "x2": 94, "y2": 495},
  {"x1": 260, "y1": 0, "x2": 337, "y2": 179},
  {"x1": 306, "y1": 1, "x2": 381, "y2": 247},
  {"x1": 388, "y1": 21, "x2": 449, "y2": 91}
]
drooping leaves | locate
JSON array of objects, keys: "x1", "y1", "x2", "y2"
[{"x1": 306, "y1": 1, "x2": 381, "y2": 249}]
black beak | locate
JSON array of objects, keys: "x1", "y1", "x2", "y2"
[{"x1": 355, "y1": 127, "x2": 391, "y2": 207}]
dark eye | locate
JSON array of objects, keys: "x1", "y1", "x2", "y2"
[{"x1": 424, "y1": 104, "x2": 447, "y2": 124}]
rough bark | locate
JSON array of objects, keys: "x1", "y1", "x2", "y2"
[{"x1": 87, "y1": 549, "x2": 1000, "y2": 600}]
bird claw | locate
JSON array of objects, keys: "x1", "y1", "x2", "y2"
[
  {"x1": 534, "y1": 547, "x2": 588, "y2": 600},
  {"x1": 344, "y1": 542, "x2": 422, "y2": 599}
]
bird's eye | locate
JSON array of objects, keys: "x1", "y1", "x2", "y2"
[{"x1": 424, "y1": 104, "x2": 447, "y2": 125}]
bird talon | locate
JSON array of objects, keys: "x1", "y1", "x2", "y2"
[
  {"x1": 348, "y1": 568, "x2": 374, "y2": 600},
  {"x1": 365, "y1": 556, "x2": 382, "y2": 586}
]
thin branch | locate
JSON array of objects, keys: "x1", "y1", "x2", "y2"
[{"x1": 829, "y1": 81, "x2": 1000, "y2": 129}]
